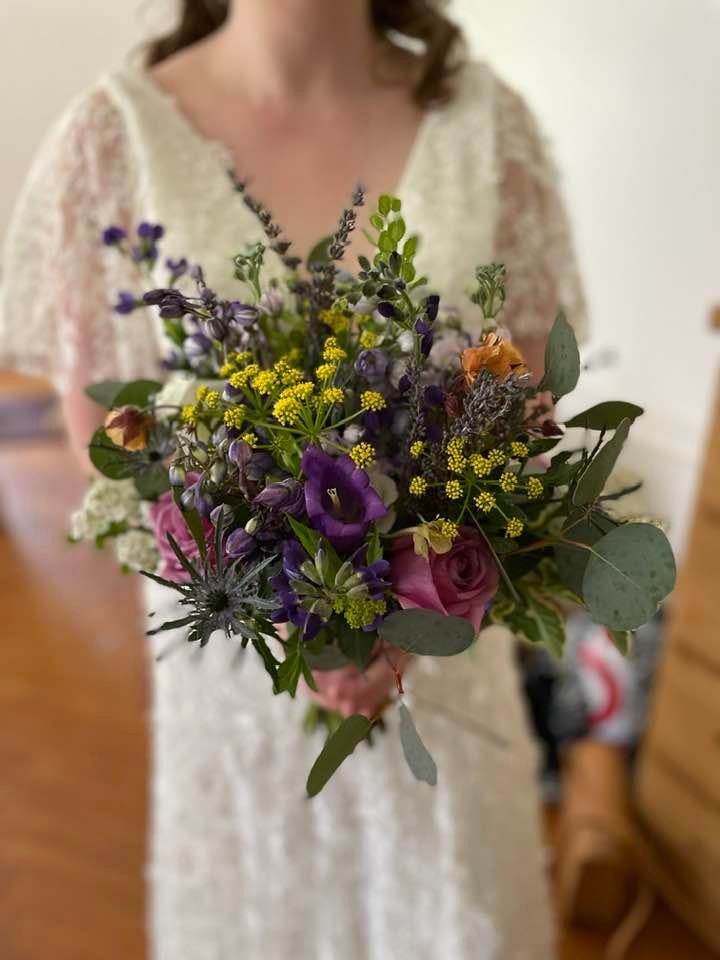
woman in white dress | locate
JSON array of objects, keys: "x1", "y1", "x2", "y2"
[{"x1": 1, "y1": 1, "x2": 587, "y2": 957}]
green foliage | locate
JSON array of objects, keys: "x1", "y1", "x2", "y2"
[
  {"x1": 565, "y1": 401, "x2": 644, "y2": 430},
  {"x1": 306, "y1": 235, "x2": 332, "y2": 270},
  {"x1": 573, "y1": 419, "x2": 632, "y2": 506},
  {"x1": 286, "y1": 515, "x2": 321, "y2": 558},
  {"x1": 582, "y1": 522, "x2": 676, "y2": 630},
  {"x1": 277, "y1": 634, "x2": 315, "y2": 697},
  {"x1": 84, "y1": 380, "x2": 126, "y2": 408},
  {"x1": 89, "y1": 427, "x2": 138, "y2": 480},
  {"x1": 491, "y1": 560, "x2": 572, "y2": 657},
  {"x1": 134, "y1": 462, "x2": 171, "y2": 499},
  {"x1": 112, "y1": 380, "x2": 163, "y2": 408},
  {"x1": 398, "y1": 704, "x2": 437, "y2": 786},
  {"x1": 337, "y1": 623, "x2": 375, "y2": 670},
  {"x1": 555, "y1": 510, "x2": 616, "y2": 596},
  {"x1": 306, "y1": 714, "x2": 374, "y2": 797},
  {"x1": 379, "y1": 609, "x2": 476, "y2": 656},
  {"x1": 251, "y1": 635, "x2": 281, "y2": 693},
  {"x1": 541, "y1": 311, "x2": 580, "y2": 399}
]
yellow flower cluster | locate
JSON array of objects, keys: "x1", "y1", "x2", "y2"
[
  {"x1": 251, "y1": 370, "x2": 278, "y2": 395},
  {"x1": 195, "y1": 385, "x2": 208, "y2": 402},
  {"x1": 182, "y1": 405, "x2": 198, "y2": 425},
  {"x1": 338, "y1": 596, "x2": 387, "y2": 630},
  {"x1": 470, "y1": 453, "x2": 492, "y2": 478},
  {"x1": 360, "y1": 391, "x2": 386, "y2": 411},
  {"x1": 205, "y1": 390, "x2": 221, "y2": 409},
  {"x1": 320, "y1": 387, "x2": 344, "y2": 406},
  {"x1": 359, "y1": 330, "x2": 378, "y2": 349},
  {"x1": 409, "y1": 476, "x2": 428, "y2": 496},
  {"x1": 446, "y1": 437, "x2": 467, "y2": 474},
  {"x1": 410, "y1": 440, "x2": 425, "y2": 459},
  {"x1": 349, "y1": 443, "x2": 376, "y2": 468},
  {"x1": 242, "y1": 431, "x2": 259, "y2": 448},
  {"x1": 219, "y1": 351, "x2": 254, "y2": 378},
  {"x1": 439, "y1": 518, "x2": 459, "y2": 540},
  {"x1": 487, "y1": 448, "x2": 506, "y2": 469},
  {"x1": 505, "y1": 518, "x2": 524, "y2": 539},
  {"x1": 445, "y1": 479, "x2": 463, "y2": 500},
  {"x1": 322, "y1": 336, "x2": 347, "y2": 363},
  {"x1": 224, "y1": 406, "x2": 245, "y2": 429},
  {"x1": 315, "y1": 363, "x2": 337, "y2": 381},
  {"x1": 474, "y1": 491, "x2": 496, "y2": 513},
  {"x1": 229, "y1": 364, "x2": 260, "y2": 389},
  {"x1": 511, "y1": 441, "x2": 529, "y2": 459},
  {"x1": 319, "y1": 308, "x2": 349, "y2": 334},
  {"x1": 499, "y1": 471, "x2": 518, "y2": 493},
  {"x1": 272, "y1": 381, "x2": 314, "y2": 426},
  {"x1": 526, "y1": 476, "x2": 543, "y2": 499}
]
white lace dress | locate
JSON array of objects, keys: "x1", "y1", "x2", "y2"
[{"x1": 1, "y1": 60, "x2": 586, "y2": 960}]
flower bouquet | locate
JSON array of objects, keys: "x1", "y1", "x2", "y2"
[{"x1": 74, "y1": 183, "x2": 676, "y2": 795}]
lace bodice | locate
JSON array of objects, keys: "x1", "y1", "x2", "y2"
[{"x1": 0, "y1": 60, "x2": 586, "y2": 393}]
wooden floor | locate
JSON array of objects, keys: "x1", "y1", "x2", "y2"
[{"x1": 0, "y1": 385, "x2": 715, "y2": 958}]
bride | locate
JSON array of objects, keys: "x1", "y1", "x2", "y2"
[{"x1": 1, "y1": 1, "x2": 586, "y2": 957}]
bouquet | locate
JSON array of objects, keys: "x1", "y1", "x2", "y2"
[{"x1": 73, "y1": 183, "x2": 676, "y2": 795}]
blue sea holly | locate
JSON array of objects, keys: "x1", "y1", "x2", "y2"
[{"x1": 301, "y1": 447, "x2": 387, "y2": 553}]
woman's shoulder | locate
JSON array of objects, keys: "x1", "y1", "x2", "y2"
[{"x1": 449, "y1": 59, "x2": 536, "y2": 128}]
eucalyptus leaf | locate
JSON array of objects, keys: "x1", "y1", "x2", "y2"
[
  {"x1": 555, "y1": 510, "x2": 616, "y2": 596},
  {"x1": 306, "y1": 714, "x2": 373, "y2": 797},
  {"x1": 565, "y1": 401, "x2": 644, "y2": 431},
  {"x1": 379, "y1": 609, "x2": 475, "y2": 656},
  {"x1": 304, "y1": 644, "x2": 353, "y2": 672},
  {"x1": 338, "y1": 626, "x2": 375, "y2": 670},
  {"x1": 111, "y1": 379, "x2": 163, "y2": 409},
  {"x1": 573, "y1": 418, "x2": 632, "y2": 506},
  {"x1": 398, "y1": 704, "x2": 437, "y2": 786},
  {"x1": 582, "y1": 523, "x2": 676, "y2": 630},
  {"x1": 541, "y1": 311, "x2": 580, "y2": 399},
  {"x1": 85, "y1": 380, "x2": 125, "y2": 408}
]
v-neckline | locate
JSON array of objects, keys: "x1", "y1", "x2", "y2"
[{"x1": 126, "y1": 63, "x2": 437, "y2": 255}]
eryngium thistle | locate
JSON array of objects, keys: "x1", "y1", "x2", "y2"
[{"x1": 451, "y1": 368, "x2": 527, "y2": 443}]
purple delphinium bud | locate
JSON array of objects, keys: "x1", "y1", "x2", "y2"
[
  {"x1": 138, "y1": 222, "x2": 164, "y2": 241},
  {"x1": 398, "y1": 373, "x2": 412, "y2": 393},
  {"x1": 229, "y1": 302, "x2": 259, "y2": 327},
  {"x1": 424, "y1": 294, "x2": 440, "y2": 322},
  {"x1": 228, "y1": 438, "x2": 253, "y2": 469},
  {"x1": 253, "y1": 478, "x2": 305, "y2": 517},
  {"x1": 377, "y1": 301, "x2": 396, "y2": 319},
  {"x1": 113, "y1": 290, "x2": 137, "y2": 315},
  {"x1": 258, "y1": 288, "x2": 284, "y2": 316},
  {"x1": 424, "y1": 385, "x2": 444, "y2": 407},
  {"x1": 414, "y1": 319, "x2": 431, "y2": 336},
  {"x1": 421, "y1": 331, "x2": 434, "y2": 357},
  {"x1": 166, "y1": 257, "x2": 188, "y2": 280},
  {"x1": 168, "y1": 464, "x2": 186, "y2": 487},
  {"x1": 103, "y1": 225, "x2": 126, "y2": 246},
  {"x1": 225, "y1": 528, "x2": 257, "y2": 560},
  {"x1": 354, "y1": 348, "x2": 388, "y2": 384}
]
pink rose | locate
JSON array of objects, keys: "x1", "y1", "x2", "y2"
[
  {"x1": 149, "y1": 476, "x2": 213, "y2": 580},
  {"x1": 390, "y1": 526, "x2": 499, "y2": 633}
]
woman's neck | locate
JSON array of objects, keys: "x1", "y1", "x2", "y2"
[{"x1": 203, "y1": 0, "x2": 380, "y2": 108}]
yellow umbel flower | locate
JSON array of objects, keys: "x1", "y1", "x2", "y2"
[
  {"x1": 439, "y1": 518, "x2": 459, "y2": 540},
  {"x1": 223, "y1": 407, "x2": 245, "y2": 429},
  {"x1": 181, "y1": 404, "x2": 198, "y2": 425},
  {"x1": 359, "y1": 330, "x2": 378, "y2": 349},
  {"x1": 322, "y1": 336, "x2": 347, "y2": 362},
  {"x1": 204, "y1": 390, "x2": 221, "y2": 409},
  {"x1": 320, "y1": 387, "x2": 344, "y2": 406},
  {"x1": 279, "y1": 367, "x2": 303, "y2": 387},
  {"x1": 445, "y1": 479, "x2": 463, "y2": 500},
  {"x1": 470, "y1": 453, "x2": 491, "y2": 478},
  {"x1": 229, "y1": 364, "x2": 260, "y2": 389},
  {"x1": 511, "y1": 441, "x2": 529, "y2": 459},
  {"x1": 241, "y1": 431, "x2": 259, "y2": 448},
  {"x1": 272, "y1": 395, "x2": 303, "y2": 426},
  {"x1": 474, "y1": 491, "x2": 496, "y2": 513},
  {"x1": 342, "y1": 597, "x2": 387, "y2": 630},
  {"x1": 289, "y1": 382, "x2": 314, "y2": 401},
  {"x1": 410, "y1": 440, "x2": 425, "y2": 459},
  {"x1": 526, "y1": 476, "x2": 543, "y2": 499},
  {"x1": 487, "y1": 448, "x2": 506, "y2": 469},
  {"x1": 319, "y1": 308, "x2": 349, "y2": 334},
  {"x1": 349, "y1": 443, "x2": 376, "y2": 468},
  {"x1": 195, "y1": 385, "x2": 209, "y2": 402},
  {"x1": 409, "y1": 476, "x2": 428, "y2": 496},
  {"x1": 315, "y1": 363, "x2": 337, "y2": 381},
  {"x1": 251, "y1": 369, "x2": 279, "y2": 395},
  {"x1": 219, "y1": 362, "x2": 235, "y2": 378},
  {"x1": 499, "y1": 471, "x2": 518, "y2": 493},
  {"x1": 505, "y1": 518, "x2": 524, "y2": 539},
  {"x1": 446, "y1": 437, "x2": 467, "y2": 474},
  {"x1": 235, "y1": 351, "x2": 253, "y2": 365},
  {"x1": 360, "y1": 390, "x2": 386, "y2": 411}
]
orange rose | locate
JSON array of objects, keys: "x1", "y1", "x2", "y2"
[
  {"x1": 104, "y1": 405, "x2": 151, "y2": 451},
  {"x1": 462, "y1": 332, "x2": 528, "y2": 385}
]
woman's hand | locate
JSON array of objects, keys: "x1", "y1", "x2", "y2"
[{"x1": 304, "y1": 643, "x2": 410, "y2": 719}]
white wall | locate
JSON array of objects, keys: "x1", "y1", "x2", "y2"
[{"x1": 2, "y1": 0, "x2": 718, "y2": 552}]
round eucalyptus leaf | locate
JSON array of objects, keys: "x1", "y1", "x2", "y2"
[
  {"x1": 565, "y1": 401, "x2": 644, "y2": 431},
  {"x1": 111, "y1": 379, "x2": 163, "y2": 409},
  {"x1": 379, "y1": 609, "x2": 475, "y2": 656},
  {"x1": 541, "y1": 311, "x2": 580, "y2": 399},
  {"x1": 582, "y1": 523, "x2": 676, "y2": 630},
  {"x1": 573, "y1": 418, "x2": 632, "y2": 506},
  {"x1": 398, "y1": 705, "x2": 437, "y2": 786}
]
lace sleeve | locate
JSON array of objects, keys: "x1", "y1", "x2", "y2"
[
  {"x1": 0, "y1": 85, "x2": 159, "y2": 393},
  {"x1": 494, "y1": 79, "x2": 589, "y2": 343}
]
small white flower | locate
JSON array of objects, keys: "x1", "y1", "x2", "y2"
[
  {"x1": 113, "y1": 530, "x2": 160, "y2": 572},
  {"x1": 398, "y1": 330, "x2": 415, "y2": 353},
  {"x1": 83, "y1": 477, "x2": 142, "y2": 525}
]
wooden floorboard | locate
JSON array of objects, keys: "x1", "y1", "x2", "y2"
[{"x1": 0, "y1": 418, "x2": 714, "y2": 958}]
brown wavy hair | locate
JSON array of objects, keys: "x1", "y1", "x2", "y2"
[{"x1": 147, "y1": 1, "x2": 464, "y2": 106}]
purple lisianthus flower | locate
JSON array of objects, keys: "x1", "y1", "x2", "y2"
[
  {"x1": 253, "y1": 478, "x2": 305, "y2": 517},
  {"x1": 103, "y1": 225, "x2": 126, "y2": 246},
  {"x1": 113, "y1": 290, "x2": 137, "y2": 315},
  {"x1": 301, "y1": 447, "x2": 386, "y2": 553},
  {"x1": 354, "y1": 348, "x2": 388, "y2": 384}
]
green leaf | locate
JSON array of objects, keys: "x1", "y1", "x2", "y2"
[
  {"x1": 388, "y1": 217, "x2": 406, "y2": 242},
  {"x1": 573, "y1": 418, "x2": 632, "y2": 506},
  {"x1": 390, "y1": 197, "x2": 401, "y2": 212},
  {"x1": 85, "y1": 380, "x2": 125, "y2": 408},
  {"x1": 526, "y1": 590, "x2": 565, "y2": 658},
  {"x1": 366, "y1": 528, "x2": 383, "y2": 565},
  {"x1": 555, "y1": 510, "x2": 616, "y2": 596},
  {"x1": 582, "y1": 523, "x2": 676, "y2": 630},
  {"x1": 378, "y1": 232, "x2": 395, "y2": 253},
  {"x1": 609, "y1": 629, "x2": 632, "y2": 655},
  {"x1": 565, "y1": 401, "x2": 644, "y2": 431},
  {"x1": 400, "y1": 261, "x2": 416, "y2": 283},
  {"x1": 369, "y1": 213, "x2": 384, "y2": 231},
  {"x1": 306, "y1": 714, "x2": 373, "y2": 797},
  {"x1": 88, "y1": 428, "x2": 138, "y2": 480},
  {"x1": 134, "y1": 462, "x2": 171, "y2": 499},
  {"x1": 379, "y1": 609, "x2": 475, "y2": 656},
  {"x1": 337, "y1": 625, "x2": 375, "y2": 670},
  {"x1": 304, "y1": 643, "x2": 352, "y2": 671},
  {"x1": 378, "y1": 195, "x2": 392, "y2": 216},
  {"x1": 286, "y1": 515, "x2": 321, "y2": 559},
  {"x1": 277, "y1": 638, "x2": 304, "y2": 697},
  {"x1": 402, "y1": 236, "x2": 418, "y2": 258},
  {"x1": 541, "y1": 311, "x2": 580, "y2": 399},
  {"x1": 111, "y1": 379, "x2": 163, "y2": 408},
  {"x1": 306, "y1": 235, "x2": 332, "y2": 270},
  {"x1": 252, "y1": 636, "x2": 281, "y2": 693},
  {"x1": 398, "y1": 704, "x2": 437, "y2": 785}
]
